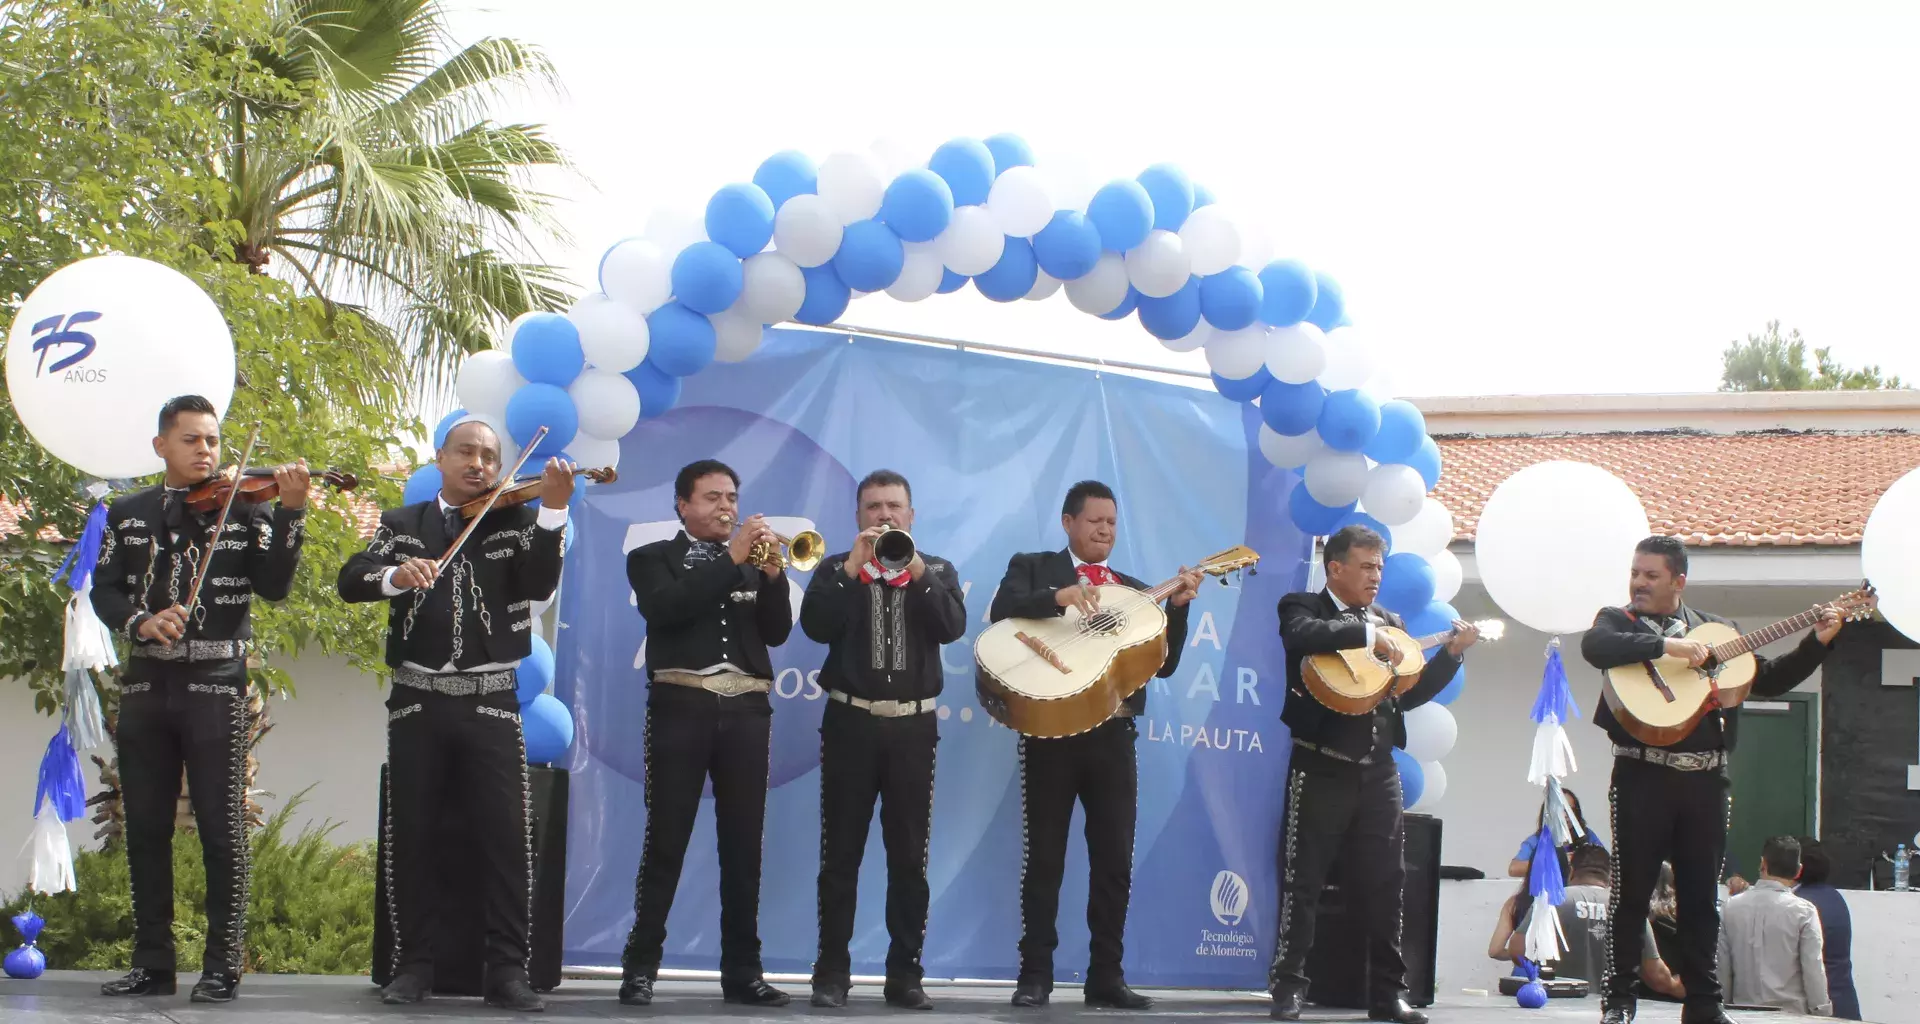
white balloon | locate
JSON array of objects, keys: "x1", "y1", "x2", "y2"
[
  {"x1": 1065, "y1": 253, "x2": 1130, "y2": 315},
  {"x1": 561, "y1": 432, "x2": 620, "y2": 472},
  {"x1": 1411, "y1": 760, "x2": 1448, "y2": 810},
  {"x1": 817, "y1": 151, "x2": 885, "y2": 225},
  {"x1": 1258, "y1": 425, "x2": 1324, "y2": 470},
  {"x1": 1179, "y1": 204, "x2": 1244, "y2": 276},
  {"x1": 1864, "y1": 466, "x2": 1920, "y2": 641},
  {"x1": 1163, "y1": 322, "x2": 1211, "y2": 353},
  {"x1": 886, "y1": 242, "x2": 946, "y2": 302},
  {"x1": 738, "y1": 252, "x2": 806, "y2": 323},
  {"x1": 1391, "y1": 498, "x2": 1456, "y2": 559},
  {"x1": 1305, "y1": 451, "x2": 1370, "y2": 507},
  {"x1": 1205, "y1": 325, "x2": 1267, "y2": 380},
  {"x1": 1025, "y1": 270, "x2": 1062, "y2": 302},
  {"x1": 1236, "y1": 221, "x2": 1276, "y2": 271},
  {"x1": 986, "y1": 165, "x2": 1055, "y2": 238},
  {"x1": 1430, "y1": 548, "x2": 1463, "y2": 604},
  {"x1": 772, "y1": 194, "x2": 844, "y2": 269},
  {"x1": 1319, "y1": 325, "x2": 1375, "y2": 391},
  {"x1": 4, "y1": 255, "x2": 236, "y2": 478},
  {"x1": 1264, "y1": 323, "x2": 1328, "y2": 385},
  {"x1": 1039, "y1": 154, "x2": 1097, "y2": 213},
  {"x1": 1362, "y1": 463, "x2": 1428, "y2": 526},
  {"x1": 1477, "y1": 461, "x2": 1650, "y2": 635},
  {"x1": 937, "y1": 206, "x2": 1005, "y2": 276},
  {"x1": 566, "y1": 368, "x2": 641, "y2": 441},
  {"x1": 1404, "y1": 704, "x2": 1458, "y2": 762},
  {"x1": 598, "y1": 238, "x2": 672, "y2": 314},
  {"x1": 1125, "y1": 229, "x2": 1191, "y2": 299},
  {"x1": 710, "y1": 309, "x2": 765, "y2": 363},
  {"x1": 567, "y1": 293, "x2": 650, "y2": 373},
  {"x1": 643, "y1": 208, "x2": 707, "y2": 255},
  {"x1": 455, "y1": 349, "x2": 525, "y2": 417}
]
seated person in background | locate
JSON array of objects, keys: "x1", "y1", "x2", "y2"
[
  {"x1": 1792, "y1": 838, "x2": 1860, "y2": 1020},
  {"x1": 1637, "y1": 863, "x2": 1685, "y2": 1002},
  {"x1": 1507, "y1": 788, "x2": 1605, "y2": 878},
  {"x1": 1720, "y1": 837, "x2": 1831, "y2": 1017},
  {"x1": 1491, "y1": 845, "x2": 1683, "y2": 998}
]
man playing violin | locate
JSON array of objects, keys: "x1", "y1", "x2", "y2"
[
  {"x1": 618, "y1": 459, "x2": 794, "y2": 1008},
  {"x1": 90, "y1": 395, "x2": 310, "y2": 1004},
  {"x1": 338, "y1": 418, "x2": 572, "y2": 1012}
]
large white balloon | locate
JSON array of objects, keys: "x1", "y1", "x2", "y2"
[
  {"x1": 1411, "y1": 760, "x2": 1448, "y2": 810},
  {"x1": 937, "y1": 206, "x2": 1005, "y2": 276},
  {"x1": 1478, "y1": 461, "x2": 1650, "y2": 635},
  {"x1": 4, "y1": 255, "x2": 236, "y2": 478},
  {"x1": 1124, "y1": 229, "x2": 1190, "y2": 299},
  {"x1": 772, "y1": 194, "x2": 844, "y2": 268},
  {"x1": 1404, "y1": 703, "x2": 1458, "y2": 762},
  {"x1": 1025, "y1": 270, "x2": 1063, "y2": 302},
  {"x1": 1362, "y1": 463, "x2": 1428, "y2": 526},
  {"x1": 886, "y1": 242, "x2": 946, "y2": 302},
  {"x1": 1179, "y1": 204, "x2": 1244, "y2": 276},
  {"x1": 643, "y1": 208, "x2": 707, "y2": 255},
  {"x1": 738, "y1": 252, "x2": 806, "y2": 322},
  {"x1": 568, "y1": 293, "x2": 650, "y2": 373},
  {"x1": 567, "y1": 368, "x2": 641, "y2": 440},
  {"x1": 1864, "y1": 466, "x2": 1920, "y2": 641},
  {"x1": 561, "y1": 432, "x2": 620, "y2": 472},
  {"x1": 599, "y1": 238, "x2": 672, "y2": 314},
  {"x1": 1205, "y1": 326, "x2": 1267, "y2": 380},
  {"x1": 1305, "y1": 451, "x2": 1370, "y2": 507},
  {"x1": 1264, "y1": 323, "x2": 1328, "y2": 385},
  {"x1": 1258, "y1": 425, "x2": 1324, "y2": 470},
  {"x1": 709, "y1": 309, "x2": 765, "y2": 363},
  {"x1": 1320, "y1": 325, "x2": 1376, "y2": 391},
  {"x1": 455, "y1": 349, "x2": 525, "y2": 418},
  {"x1": 1430, "y1": 548, "x2": 1464, "y2": 604},
  {"x1": 1065, "y1": 253, "x2": 1129, "y2": 315},
  {"x1": 817, "y1": 151, "x2": 885, "y2": 225},
  {"x1": 986, "y1": 165, "x2": 1055, "y2": 237},
  {"x1": 1162, "y1": 322, "x2": 1209, "y2": 353},
  {"x1": 1391, "y1": 498, "x2": 1456, "y2": 559}
]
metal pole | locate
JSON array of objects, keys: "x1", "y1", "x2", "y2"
[{"x1": 814, "y1": 321, "x2": 1214, "y2": 381}]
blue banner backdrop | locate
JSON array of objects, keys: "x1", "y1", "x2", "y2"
[{"x1": 552, "y1": 327, "x2": 1311, "y2": 987}]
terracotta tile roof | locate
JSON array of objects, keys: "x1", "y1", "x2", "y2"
[{"x1": 1434, "y1": 431, "x2": 1920, "y2": 547}]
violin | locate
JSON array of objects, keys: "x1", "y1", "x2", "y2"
[
  {"x1": 184, "y1": 465, "x2": 359, "y2": 513},
  {"x1": 455, "y1": 467, "x2": 617, "y2": 519}
]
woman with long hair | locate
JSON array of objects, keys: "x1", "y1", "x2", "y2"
[{"x1": 1507, "y1": 788, "x2": 1606, "y2": 878}]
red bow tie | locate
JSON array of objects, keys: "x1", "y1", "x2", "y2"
[
  {"x1": 858, "y1": 560, "x2": 912, "y2": 588},
  {"x1": 1077, "y1": 563, "x2": 1117, "y2": 587}
]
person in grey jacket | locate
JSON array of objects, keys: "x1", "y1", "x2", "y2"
[{"x1": 1719, "y1": 837, "x2": 1830, "y2": 1016}]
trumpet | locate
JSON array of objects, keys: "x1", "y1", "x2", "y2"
[
  {"x1": 874, "y1": 523, "x2": 916, "y2": 572},
  {"x1": 717, "y1": 512, "x2": 824, "y2": 572}
]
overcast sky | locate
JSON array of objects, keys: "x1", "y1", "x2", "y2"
[{"x1": 444, "y1": 0, "x2": 1919, "y2": 398}]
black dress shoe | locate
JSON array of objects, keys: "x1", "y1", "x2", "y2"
[
  {"x1": 483, "y1": 976, "x2": 546, "y2": 1012},
  {"x1": 617, "y1": 974, "x2": 654, "y2": 1006},
  {"x1": 721, "y1": 978, "x2": 791, "y2": 1007},
  {"x1": 101, "y1": 968, "x2": 176, "y2": 997},
  {"x1": 884, "y1": 983, "x2": 934, "y2": 1010},
  {"x1": 191, "y1": 973, "x2": 240, "y2": 1003},
  {"x1": 1603, "y1": 1004, "x2": 1637, "y2": 1024},
  {"x1": 1271, "y1": 988, "x2": 1307, "y2": 1021},
  {"x1": 810, "y1": 981, "x2": 849, "y2": 1007},
  {"x1": 1011, "y1": 980, "x2": 1051, "y2": 1007},
  {"x1": 1085, "y1": 981, "x2": 1155, "y2": 1010},
  {"x1": 1369, "y1": 996, "x2": 1429, "y2": 1024},
  {"x1": 380, "y1": 972, "x2": 431, "y2": 1005}
]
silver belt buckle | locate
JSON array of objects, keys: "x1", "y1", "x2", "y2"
[
  {"x1": 867, "y1": 699, "x2": 903, "y2": 717},
  {"x1": 706, "y1": 675, "x2": 761, "y2": 697},
  {"x1": 1669, "y1": 751, "x2": 1709, "y2": 771}
]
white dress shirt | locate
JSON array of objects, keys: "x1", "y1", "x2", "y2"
[{"x1": 1326, "y1": 589, "x2": 1379, "y2": 649}]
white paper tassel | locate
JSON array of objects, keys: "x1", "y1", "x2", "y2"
[
  {"x1": 61, "y1": 580, "x2": 114, "y2": 750},
  {"x1": 1523, "y1": 892, "x2": 1568, "y2": 963},
  {"x1": 24, "y1": 803, "x2": 76, "y2": 895},
  {"x1": 1527, "y1": 713, "x2": 1578, "y2": 785}
]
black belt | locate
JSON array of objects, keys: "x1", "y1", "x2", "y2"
[
  {"x1": 1293, "y1": 739, "x2": 1375, "y2": 766},
  {"x1": 392, "y1": 666, "x2": 517, "y2": 697},
  {"x1": 1614, "y1": 745, "x2": 1728, "y2": 772},
  {"x1": 131, "y1": 638, "x2": 250, "y2": 663}
]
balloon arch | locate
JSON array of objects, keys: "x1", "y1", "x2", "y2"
[{"x1": 430, "y1": 134, "x2": 1467, "y2": 798}]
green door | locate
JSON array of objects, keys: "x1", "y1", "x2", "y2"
[{"x1": 1724, "y1": 693, "x2": 1819, "y2": 883}]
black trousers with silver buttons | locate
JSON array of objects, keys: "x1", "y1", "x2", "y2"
[
  {"x1": 1016, "y1": 716, "x2": 1138, "y2": 989},
  {"x1": 1603, "y1": 755, "x2": 1731, "y2": 1015}
]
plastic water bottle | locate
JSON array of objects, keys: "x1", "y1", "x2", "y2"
[{"x1": 1895, "y1": 845, "x2": 1910, "y2": 892}]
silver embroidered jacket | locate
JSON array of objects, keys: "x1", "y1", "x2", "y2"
[{"x1": 800, "y1": 550, "x2": 966, "y2": 701}]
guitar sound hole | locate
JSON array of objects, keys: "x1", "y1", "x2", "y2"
[{"x1": 1082, "y1": 610, "x2": 1126, "y2": 636}]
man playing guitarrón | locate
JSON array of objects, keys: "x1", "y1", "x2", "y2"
[
  {"x1": 1270, "y1": 525, "x2": 1480, "y2": 1024},
  {"x1": 1582, "y1": 536, "x2": 1841, "y2": 1024}
]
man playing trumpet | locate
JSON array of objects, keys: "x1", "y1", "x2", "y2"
[{"x1": 618, "y1": 459, "x2": 794, "y2": 1007}]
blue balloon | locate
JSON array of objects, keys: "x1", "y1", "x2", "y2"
[
  {"x1": 644, "y1": 302, "x2": 718, "y2": 377},
  {"x1": 1288, "y1": 484, "x2": 1355, "y2": 536},
  {"x1": 402, "y1": 464, "x2": 443, "y2": 506},
  {"x1": 1433, "y1": 662, "x2": 1466, "y2": 705},
  {"x1": 505, "y1": 383, "x2": 578, "y2": 457},
  {"x1": 1318, "y1": 389, "x2": 1382, "y2": 452},
  {"x1": 832, "y1": 219, "x2": 906, "y2": 292},
  {"x1": 1378, "y1": 551, "x2": 1436, "y2": 616},
  {"x1": 517, "y1": 633, "x2": 554, "y2": 703},
  {"x1": 1405, "y1": 435, "x2": 1443, "y2": 490},
  {"x1": 1095, "y1": 286, "x2": 1141, "y2": 321},
  {"x1": 3, "y1": 944, "x2": 46, "y2": 980},
  {"x1": 521, "y1": 692, "x2": 575, "y2": 765},
  {"x1": 1367, "y1": 400, "x2": 1428, "y2": 465},
  {"x1": 1306, "y1": 271, "x2": 1346, "y2": 331},
  {"x1": 1516, "y1": 982, "x2": 1548, "y2": 1010},
  {"x1": 1260, "y1": 378, "x2": 1327, "y2": 436},
  {"x1": 1392, "y1": 747, "x2": 1425, "y2": 809},
  {"x1": 1192, "y1": 183, "x2": 1217, "y2": 209},
  {"x1": 983, "y1": 133, "x2": 1035, "y2": 174},
  {"x1": 1331, "y1": 509, "x2": 1394, "y2": 551},
  {"x1": 974, "y1": 236, "x2": 1038, "y2": 302},
  {"x1": 936, "y1": 268, "x2": 968, "y2": 294},
  {"x1": 670, "y1": 241, "x2": 744, "y2": 315},
  {"x1": 753, "y1": 150, "x2": 817, "y2": 210},
  {"x1": 1136, "y1": 276, "x2": 1201, "y2": 340},
  {"x1": 1405, "y1": 601, "x2": 1461, "y2": 640},
  {"x1": 794, "y1": 263, "x2": 852, "y2": 324},
  {"x1": 1087, "y1": 179, "x2": 1154, "y2": 252},
  {"x1": 1258, "y1": 259, "x2": 1318, "y2": 327},
  {"x1": 1032, "y1": 211, "x2": 1102, "y2": 281},
  {"x1": 705, "y1": 183, "x2": 776, "y2": 259},
  {"x1": 1136, "y1": 163, "x2": 1194, "y2": 231},
  {"x1": 623, "y1": 359, "x2": 681, "y2": 418},
  {"x1": 1199, "y1": 267, "x2": 1263, "y2": 331},
  {"x1": 432, "y1": 408, "x2": 467, "y2": 450},
  {"x1": 879, "y1": 169, "x2": 954, "y2": 243},
  {"x1": 928, "y1": 137, "x2": 995, "y2": 206},
  {"x1": 510, "y1": 313, "x2": 583, "y2": 387},
  {"x1": 1212, "y1": 366, "x2": 1272, "y2": 402}
]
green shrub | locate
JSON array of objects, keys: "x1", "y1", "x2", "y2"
[{"x1": 2, "y1": 793, "x2": 374, "y2": 975}]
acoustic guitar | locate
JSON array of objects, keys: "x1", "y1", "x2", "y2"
[
  {"x1": 974, "y1": 546, "x2": 1260, "y2": 738},
  {"x1": 1601, "y1": 586, "x2": 1877, "y2": 747},
  {"x1": 1302, "y1": 618, "x2": 1505, "y2": 715}
]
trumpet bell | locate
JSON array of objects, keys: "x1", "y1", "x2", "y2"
[
  {"x1": 874, "y1": 524, "x2": 916, "y2": 572},
  {"x1": 785, "y1": 530, "x2": 825, "y2": 572}
]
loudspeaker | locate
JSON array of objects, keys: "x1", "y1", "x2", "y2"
[
  {"x1": 372, "y1": 764, "x2": 569, "y2": 994},
  {"x1": 1304, "y1": 812, "x2": 1442, "y2": 1008}
]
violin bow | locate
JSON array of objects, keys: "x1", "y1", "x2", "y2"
[
  {"x1": 426, "y1": 426, "x2": 548, "y2": 586},
  {"x1": 180, "y1": 422, "x2": 262, "y2": 629}
]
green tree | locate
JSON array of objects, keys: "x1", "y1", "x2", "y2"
[{"x1": 1720, "y1": 320, "x2": 1907, "y2": 392}]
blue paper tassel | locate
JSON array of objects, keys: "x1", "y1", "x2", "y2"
[
  {"x1": 1527, "y1": 823, "x2": 1567, "y2": 905},
  {"x1": 1528, "y1": 639, "x2": 1581, "y2": 725},
  {"x1": 33, "y1": 727, "x2": 86, "y2": 822},
  {"x1": 50, "y1": 501, "x2": 109, "y2": 591}
]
